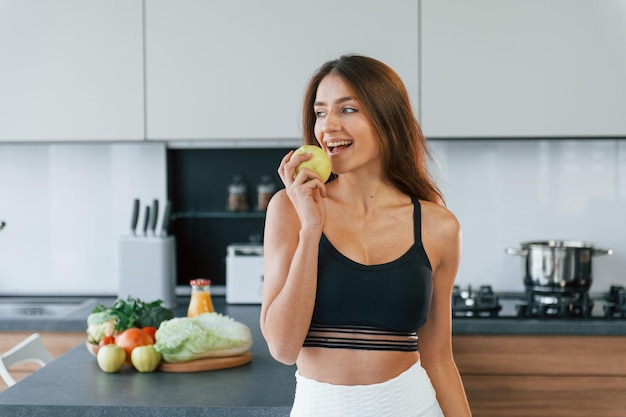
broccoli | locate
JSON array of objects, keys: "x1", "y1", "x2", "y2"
[
  {"x1": 138, "y1": 305, "x2": 175, "y2": 328},
  {"x1": 85, "y1": 296, "x2": 175, "y2": 343}
]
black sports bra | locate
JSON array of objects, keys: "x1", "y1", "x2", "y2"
[{"x1": 303, "y1": 198, "x2": 433, "y2": 352}]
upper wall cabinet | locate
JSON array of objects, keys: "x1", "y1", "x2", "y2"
[
  {"x1": 0, "y1": 0, "x2": 144, "y2": 142},
  {"x1": 421, "y1": 0, "x2": 626, "y2": 138},
  {"x1": 145, "y1": 0, "x2": 419, "y2": 141}
]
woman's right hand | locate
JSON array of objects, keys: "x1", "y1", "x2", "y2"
[
  {"x1": 261, "y1": 151, "x2": 328, "y2": 364},
  {"x1": 277, "y1": 150, "x2": 327, "y2": 233}
]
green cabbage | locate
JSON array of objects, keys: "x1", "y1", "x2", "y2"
[{"x1": 153, "y1": 313, "x2": 253, "y2": 362}]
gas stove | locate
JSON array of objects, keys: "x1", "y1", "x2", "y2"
[
  {"x1": 516, "y1": 287, "x2": 594, "y2": 318},
  {"x1": 452, "y1": 285, "x2": 626, "y2": 319},
  {"x1": 452, "y1": 285, "x2": 502, "y2": 317}
]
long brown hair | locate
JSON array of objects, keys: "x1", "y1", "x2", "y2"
[{"x1": 302, "y1": 54, "x2": 444, "y2": 205}]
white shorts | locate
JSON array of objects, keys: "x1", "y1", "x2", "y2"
[{"x1": 290, "y1": 360, "x2": 444, "y2": 417}]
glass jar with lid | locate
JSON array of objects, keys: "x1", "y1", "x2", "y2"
[
  {"x1": 256, "y1": 175, "x2": 276, "y2": 211},
  {"x1": 187, "y1": 278, "x2": 215, "y2": 317},
  {"x1": 227, "y1": 175, "x2": 248, "y2": 212}
]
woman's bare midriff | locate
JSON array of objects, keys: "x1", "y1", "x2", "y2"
[{"x1": 296, "y1": 348, "x2": 421, "y2": 385}]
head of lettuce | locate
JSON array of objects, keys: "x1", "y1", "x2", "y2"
[{"x1": 154, "y1": 313, "x2": 253, "y2": 363}]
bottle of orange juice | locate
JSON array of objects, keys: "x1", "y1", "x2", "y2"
[{"x1": 187, "y1": 279, "x2": 215, "y2": 317}]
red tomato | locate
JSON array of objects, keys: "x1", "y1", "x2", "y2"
[
  {"x1": 142, "y1": 326, "x2": 157, "y2": 343},
  {"x1": 115, "y1": 328, "x2": 154, "y2": 365},
  {"x1": 99, "y1": 335, "x2": 116, "y2": 346}
]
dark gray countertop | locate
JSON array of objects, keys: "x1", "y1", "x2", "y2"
[
  {"x1": 1, "y1": 295, "x2": 626, "y2": 335},
  {"x1": 452, "y1": 317, "x2": 626, "y2": 335},
  {"x1": 2, "y1": 296, "x2": 626, "y2": 416},
  {"x1": 0, "y1": 301, "x2": 295, "y2": 417}
]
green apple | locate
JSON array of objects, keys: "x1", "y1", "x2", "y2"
[
  {"x1": 131, "y1": 345, "x2": 162, "y2": 373},
  {"x1": 96, "y1": 344, "x2": 126, "y2": 373},
  {"x1": 292, "y1": 145, "x2": 331, "y2": 182}
]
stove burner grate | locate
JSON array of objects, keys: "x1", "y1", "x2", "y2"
[
  {"x1": 452, "y1": 285, "x2": 502, "y2": 317},
  {"x1": 604, "y1": 285, "x2": 626, "y2": 318},
  {"x1": 517, "y1": 288, "x2": 593, "y2": 318}
]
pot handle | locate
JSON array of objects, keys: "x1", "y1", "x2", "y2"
[
  {"x1": 505, "y1": 247, "x2": 528, "y2": 256},
  {"x1": 593, "y1": 248, "x2": 613, "y2": 256}
]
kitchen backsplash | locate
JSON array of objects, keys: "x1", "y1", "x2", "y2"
[
  {"x1": 0, "y1": 139, "x2": 624, "y2": 295},
  {"x1": 430, "y1": 139, "x2": 626, "y2": 292},
  {"x1": 0, "y1": 142, "x2": 167, "y2": 295}
]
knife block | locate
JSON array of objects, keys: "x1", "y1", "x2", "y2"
[{"x1": 118, "y1": 236, "x2": 177, "y2": 308}]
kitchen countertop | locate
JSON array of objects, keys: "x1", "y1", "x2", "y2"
[
  {"x1": 2, "y1": 297, "x2": 626, "y2": 416},
  {"x1": 452, "y1": 316, "x2": 626, "y2": 335},
  {"x1": 0, "y1": 300, "x2": 296, "y2": 417},
  {"x1": 0, "y1": 296, "x2": 101, "y2": 332},
  {"x1": 1, "y1": 295, "x2": 625, "y2": 335}
]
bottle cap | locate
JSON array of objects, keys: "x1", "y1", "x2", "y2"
[{"x1": 190, "y1": 278, "x2": 211, "y2": 286}]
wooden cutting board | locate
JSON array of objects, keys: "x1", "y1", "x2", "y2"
[{"x1": 158, "y1": 351, "x2": 252, "y2": 373}]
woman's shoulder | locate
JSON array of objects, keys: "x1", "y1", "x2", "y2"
[
  {"x1": 267, "y1": 188, "x2": 289, "y2": 209},
  {"x1": 418, "y1": 199, "x2": 461, "y2": 242},
  {"x1": 417, "y1": 200, "x2": 461, "y2": 274},
  {"x1": 267, "y1": 188, "x2": 291, "y2": 213},
  {"x1": 265, "y1": 189, "x2": 299, "y2": 225},
  {"x1": 419, "y1": 199, "x2": 459, "y2": 226}
]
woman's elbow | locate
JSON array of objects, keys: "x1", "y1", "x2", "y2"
[
  {"x1": 261, "y1": 324, "x2": 300, "y2": 364},
  {"x1": 260, "y1": 311, "x2": 302, "y2": 364},
  {"x1": 270, "y1": 347, "x2": 298, "y2": 365},
  {"x1": 265, "y1": 339, "x2": 300, "y2": 365}
]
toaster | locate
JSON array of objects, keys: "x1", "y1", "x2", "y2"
[{"x1": 226, "y1": 243, "x2": 264, "y2": 304}]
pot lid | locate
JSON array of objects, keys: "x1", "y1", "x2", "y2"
[{"x1": 520, "y1": 240, "x2": 596, "y2": 249}]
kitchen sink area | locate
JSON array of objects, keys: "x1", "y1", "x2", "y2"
[
  {"x1": 0, "y1": 297, "x2": 101, "y2": 332},
  {"x1": 0, "y1": 297, "x2": 99, "y2": 319}
]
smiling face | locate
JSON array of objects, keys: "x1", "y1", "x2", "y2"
[{"x1": 313, "y1": 73, "x2": 382, "y2": 176}]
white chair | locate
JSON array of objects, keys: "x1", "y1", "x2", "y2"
[{"x1": 0, "y1": 333, "x2": 55, "y2": 387}]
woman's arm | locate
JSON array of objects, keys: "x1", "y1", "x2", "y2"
[
  {"x1": 260, "y1": 151, "x2": 328, "y2": 365},
  {"x1": 419, "y1": 203, "x2": 472, "y2": 416}
]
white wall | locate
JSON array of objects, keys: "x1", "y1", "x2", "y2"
[
  {"x1": 0, "y1": 143, "x2": 167, "y2": 295},
  {"x1": 1, "y1": 140, "x2": 625, "y2": 295},
  {"x1": 430, "y1": 139, "x2": 626, "y2": 293}
]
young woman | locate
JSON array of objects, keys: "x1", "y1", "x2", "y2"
[{"x1": 260, "y1": 54, "x2": 472, "y2": 417}]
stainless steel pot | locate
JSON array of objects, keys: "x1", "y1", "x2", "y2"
[{"x1": 505, "y1": 240, "x2": 612, "y2": 291}]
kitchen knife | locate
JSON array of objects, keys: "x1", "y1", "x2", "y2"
[
  {"x1": 131, "y1": 199, "x2": 140, "y2": 236},
  {"x1": 150, "y1": 199, "x2": 159, "y2": 236},
  {"x1": 161, "y1": 200, "x2": 171, "y2": 237},
  {"x1": 143, "y1": 205, "x2": 150, "y2": 237}
]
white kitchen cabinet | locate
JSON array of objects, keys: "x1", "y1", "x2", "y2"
[
  {"x1": 420, "y1": 0, "x2": 626, "y2": 138},
  {"x1": 0, "y1": 0, "x2": 144, "y2": 142},
  {"x1": 145, "y1": 0, "x2": 418, "y2": 141}
]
